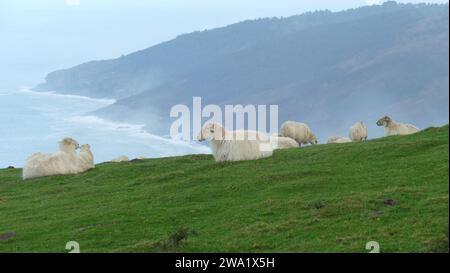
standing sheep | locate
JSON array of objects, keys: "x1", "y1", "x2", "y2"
[
  {"x1": 376, "y1": 116, "x2": 419, "y2": 136},
  {"x1": 280, "y1": 121, "x2": 318, "y2": 147},
  {"x1": 110, "y1": 155, "x2": 130, "y2": 162},
  {"x1": 327, "y1": 136, "x2": 352, "y2": 144},
  {"x1": 22, "y1": 137, "x2": 80, "y2": 180},
  {"x1": 349, "y1": 121, "x2": 368, "y2": 141},
  {"x1": 197, "y1": 122, "x2": 273, "y2": 162}
]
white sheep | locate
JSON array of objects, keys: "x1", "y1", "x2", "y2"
[
  {"x1": 270, "y1": 136, "x2": 300, "y2": 149},
  {"x1": 327, "y1": 136, "x2": 352, "y2": 144},
  {"x1": 197, "y1": 122, "x2": 273, "y2": 162},
  {"x1": 77, "y1": 144, "x2": 94, "y2": 172},
  {"x1": 349, "y1": 121, "x2": 368, "y2": 141},
  {"x1": 280, "y1": 121, "x2": 318, "y2": 147},
  {"x1": 376, "y1": 116, "x2": 419, "y2": 136},
  {"x1": 110, "y1": 155, "x2": 130, "y2": 162},
  {"x1": 22, "y1": 137, "x2": 80, "y2": 180}
]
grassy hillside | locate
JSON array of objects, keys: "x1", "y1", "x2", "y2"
[{"x1": 0, "y1": 126, "x2": 448, "y2": 253}]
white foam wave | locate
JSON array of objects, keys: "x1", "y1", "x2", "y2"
[
  {"x1": 15, "y1": 88, "x2": 116, "y2": 105},
  {"x1": 66, "y1": 115, "x2": 210, "y2": 153}
]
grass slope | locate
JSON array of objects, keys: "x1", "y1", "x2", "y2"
[{"x1": 0, "y1": 126, "x2": 448, "y2": 253}]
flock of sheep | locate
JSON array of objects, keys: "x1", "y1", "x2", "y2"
[
  {"x1": 198, "y1": 115, "x2": 420, "y2": 162},
  {"x1": 22, "y1": 115, "x2": 420, "y2": 180}
]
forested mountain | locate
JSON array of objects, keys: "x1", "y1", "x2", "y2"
[{"x1": 35, "y1": 2, "x2": 449, "y2": 139}]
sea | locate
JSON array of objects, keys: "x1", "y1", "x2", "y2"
[{"x1": 0, "y1": 88, "x2": 209, "y2": 168}]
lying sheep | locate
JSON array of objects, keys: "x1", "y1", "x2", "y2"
[
  {"x1": 376, "y1": 116, "x2": 419, "y2": 136},
  {"x1": 270, "y1": 136, "x2": 299, "y2": 149},
  {"x1": 197, "y1": 122, "x2": 273, "y2": 162},
  {"x1": 280, "y1": 121, "x2": 318, "y2": 147},
  {"x1": 77, "y1": 144, "x2": 94, "y2": 172},
  {"x1": 111, "y1": 155, "x2": 130, "y2": 162},
  {"x1": 327, "y1": 136, "x2": 352, "y2": 144},
  {"x1": 23, "y1": 138, "x2": 80, "y2": 180},
  {"x1": 349, "y1": 121, "x2": 368, "y2": 141}
]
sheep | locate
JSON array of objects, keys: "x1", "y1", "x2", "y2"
[
  {"x1": 376, "y1": 116, "x2": 419, "y2": 136},
  {"x1": 327, "y1": 136, "x2": 352, "y2": 144},
  {"x1": 22, "y1": 137, "x2": 80, "y2": 180},
  {"x1": 270, "y1": 136, "x2": 300, "y2": 149},
  {"x1": 77, "y1": 144, "x2": 94, "y2": 172},
  {"x1": 110, "y1": 155, "x2": 130, "y2": 162},
  {"x1": 280, "y1": 121, "x2": 318, "y2": 147},
  {"x1": 197, "y1": 122, "x2": 273, "y2": 162},
  {"x1": 349, "y1": 121, "x2": 368, "y2": 141}
]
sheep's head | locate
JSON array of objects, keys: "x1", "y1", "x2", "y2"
[
  {"x1": 376, "y1": 116, "x2": 392, "y2": 127},
  {"x1": 59, "y1": 137, "x2": 79, "y2": 150},
  {"x1": 198, "y1": 123, "x2": 226, "y2": 141},
  {"x1": 310, "y1": 134, "x2": 319, "y2": 145},
  {"x1": 80, "y1": 144, "x2": 91, "y2": 151}
]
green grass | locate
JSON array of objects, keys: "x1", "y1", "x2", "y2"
[{"x1": 0, "y1": 126, "x2": 448, "y2": 253}]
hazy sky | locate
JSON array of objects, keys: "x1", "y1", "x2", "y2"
[{"x1": 0, "y1": 0, "x2": 448, "y2": 89}]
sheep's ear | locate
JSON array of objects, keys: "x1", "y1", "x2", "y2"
[{"x1": 213, "y1": 124, "x2": 225, "y2": 140}]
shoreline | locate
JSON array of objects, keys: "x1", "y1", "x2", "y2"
[
  {"x1": 16, "y1": 88, "x2": 117, "y2": 105},
  {"x1": 0, "y1": 88, "x2": 210, "y2": 168}
]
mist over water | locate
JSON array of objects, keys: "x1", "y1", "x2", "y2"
[{"x1": 0, "y1": 89, "x2": 209, "y2": 168}]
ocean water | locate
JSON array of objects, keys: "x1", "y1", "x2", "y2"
[{"x1": 0, "y1": 89, "x2": 209, "y2": 168}]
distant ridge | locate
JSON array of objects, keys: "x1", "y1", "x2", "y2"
[{"x1": 35, "y1": 2, "x2": 449, "y2": 140}]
